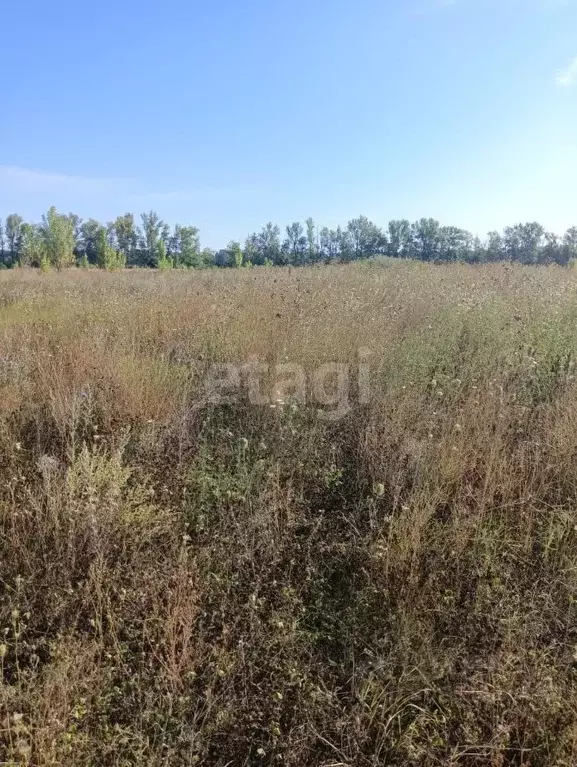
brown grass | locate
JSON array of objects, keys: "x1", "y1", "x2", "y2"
[{"x1": 2, "y1": 261, "x2": 577, "y2": 765}]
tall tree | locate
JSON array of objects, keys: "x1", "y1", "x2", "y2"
[
  {"x1": 253, "y1": 223, "x2": 281, "y2": 265},
  {"x1": 347, "y1": 216, "x2": 382, "y2": 260},
  {"x1": 171, "y1": 224, "x2": 201, "y2": 267},
  {"x1": 214, "y1": 241, "x2": 243, "y2": 268},
  {"x1": 485, "y1": 231, "x2": 504, "y2": 262},
  {"x1": 306, "y1": 217, "x2": 317, "y2": 263},
  {"x1": 41, "y1": 207, "x2": 75, "y2": 269},
  {"x1": 337, "y1": 226, "x2": 353, "y2": 262},
  {"x1": 243, "y1": 233, "x2": 260, "y2": 266},
  {"x1": 5, "y1": 214, "x2": 24, "y2": 263},
  {"x1": 410, "y1": 218, "x2": 442, "y2": 261},
  {"x1": 319, "y1": 227, "x2": 340, "y2": 263},
  {"x1": 156, "y1": 239, "x2": 172, "y2": 268},
  {"x1": 200, "y1": 247, "x2": 215, "y2": 267},
  {"x1": 19, "y1": 224, "x2": 46, "y2": 267},
  {"x1": 503, "y1": 222, "x2": 545, "y2": 264},
  {"x1": 284, "y1": 222, "x2": 306, "y2": 265},
  {"x1": 77, "y1": 219, "x2": 106, "y2": 264},
  {"x1": 540, "y1": 232, "x2": 560, "y2": 265},
  {"x1": 112, "y1": 213, "x2": 138, "y2": 264},
  {"x1": 387, "y1": 220, "x2": 412, "y2": 258},
  {"x1": 140, "y1": 211, "x2": 164, "y2": 266},
  {"x1": 95, "y1": 227, "x2": 124, "y2": 270},
  {"x1": 561, "y1": 227, "x2": 577, "y2": 265},
  {"x1": 438, "y1": 226, "x2": 473, "y2": 262}
]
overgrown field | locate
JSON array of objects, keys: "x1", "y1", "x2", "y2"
[{"x1": 2, "y1": 262, "x2": 577, "y2": 766}]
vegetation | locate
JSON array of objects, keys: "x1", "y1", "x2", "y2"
[
  {"x1": 2, "y1": 262, "x2": 577, "y2": 765},
  {"x1": 1, "y1": 209, "x2": 577, "y2": 269}
]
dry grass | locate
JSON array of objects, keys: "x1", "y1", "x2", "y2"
[{"x1": 2, "y1": 261, "x2": 577, "y2": 765}]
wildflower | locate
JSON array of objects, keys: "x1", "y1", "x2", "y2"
[
  {"x1": 15, "y1": 442, "x2": 21, "y2": 451},
  {"x1": 239, "y1": 437, "x2": 249, "y2": 450},
  {"x1": 373, "y1": 482, "x2": 385, "y2": 498}
]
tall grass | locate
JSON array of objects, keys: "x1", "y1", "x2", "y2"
[{"x1": 1, "y1": 262, "x2": 577, "y2": 765}]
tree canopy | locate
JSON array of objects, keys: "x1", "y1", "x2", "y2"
[{"x1": 0, "y1": 207, "x2": 575, "y2": 269}]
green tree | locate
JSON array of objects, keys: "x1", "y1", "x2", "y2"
[
  {"x1": 485, "y1": 231, "x2": 504, "y2": 262},
  {"x1": 41, "y1": 207, "x2": 75, "y2": 269},
  {"x1": 96, "y1": 228, "x2": 125, "y2": 270},
  {"x1": 540, "y1": 232, "x2": 560, "y2": 265},
  {"x1": 0, "y1": 219, "x2": 4, "y2": 263},
  {"x1": 284, "y1": 222, "x2": 306, "y2": 264},
  {"x1": 467, "y1": 236, "x2": 485, "y2": 264},
  {"x1": 19, "y1": 224, "x2": 46, "y2": 267},
  {"x1": 69, "y1": 213, "x2": 82, "y2": 258},
  {"x1": 306, "y1": 217, "x2": 317, "y2": 263},
  {"x1": 112, "y1": 213, "x2": 138, "y2": 265},
  {"x1": 156, "y1": 239, "x2": 173, "y2": 269},
  {"x1": 387, "y1": 220, "x2": 412, "y2": 258},
  {"x1": 503, "y1": 222, "x2": 545, "y2": 264},
  {"x1": 170, "y1": 224, "x2": 201, "y2": 267},
  {"x1": 257, "y1": 223, "x2": 282, "y2": 265},
  {"x1": 410, "y1": 218, "x2": 442, "y2": 261},
  {"x1": 5, "y1": 214, "x2": 24, "y2": 263},
  {"x1": 230, "y1": 240, "x2": 243, "y2": 268},
  {"x1": 347, "y1": 216, "x2": 383, "y2": 260},
  {"x1": 201, "y1": 247, "x2": 215, "y2": 267},
  {"x1": 561, "y1": 227, "x2": 577, "y2": 265},
  {"x1": 140, "y1": 211, "x2": 164, "y2": 266},
  {"x1": 319, "y1": 227, "x2": 340, "y2": 263},
  {"x1": 78, "y1": 219, "x2": 105, "y2": 264},
  {"x1": 438, "y1": 226, "x2": 473, "y2": 262},
  {"x1": 243, "y1": 233, "x2": 260, "y2": 266},
  {"x1": 215, "y1": 240, "x2": 243, "y2": 268}
]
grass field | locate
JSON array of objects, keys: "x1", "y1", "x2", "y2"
[{"x1": 2, "y1": 261, "x2": 577, "y2": 765}]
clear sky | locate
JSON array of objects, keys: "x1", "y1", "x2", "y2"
[{"x1": 1, "y1": 0, "x2": 576, "y2": 247}]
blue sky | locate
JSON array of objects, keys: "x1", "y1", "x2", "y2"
[{"x1": 1, "y1": 0, "x2": 576, "y2": 247}]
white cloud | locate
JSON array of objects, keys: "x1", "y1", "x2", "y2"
[
  {"x1": 556, "y1": 56, "x2": 577, "y2": 87},
  {"x1": 0, "y1": 165, "x2": 130, "y2": 194},
  {"x1": 0, "y1": 166, "x2": 249, "y2": 220},
  {"x1": 0, "y1": 166, "x2": 247, "y2": 201}
]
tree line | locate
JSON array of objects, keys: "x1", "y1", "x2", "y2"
[{"x1": 1, "y1": 208, "x2": 576, "y2": 270}]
